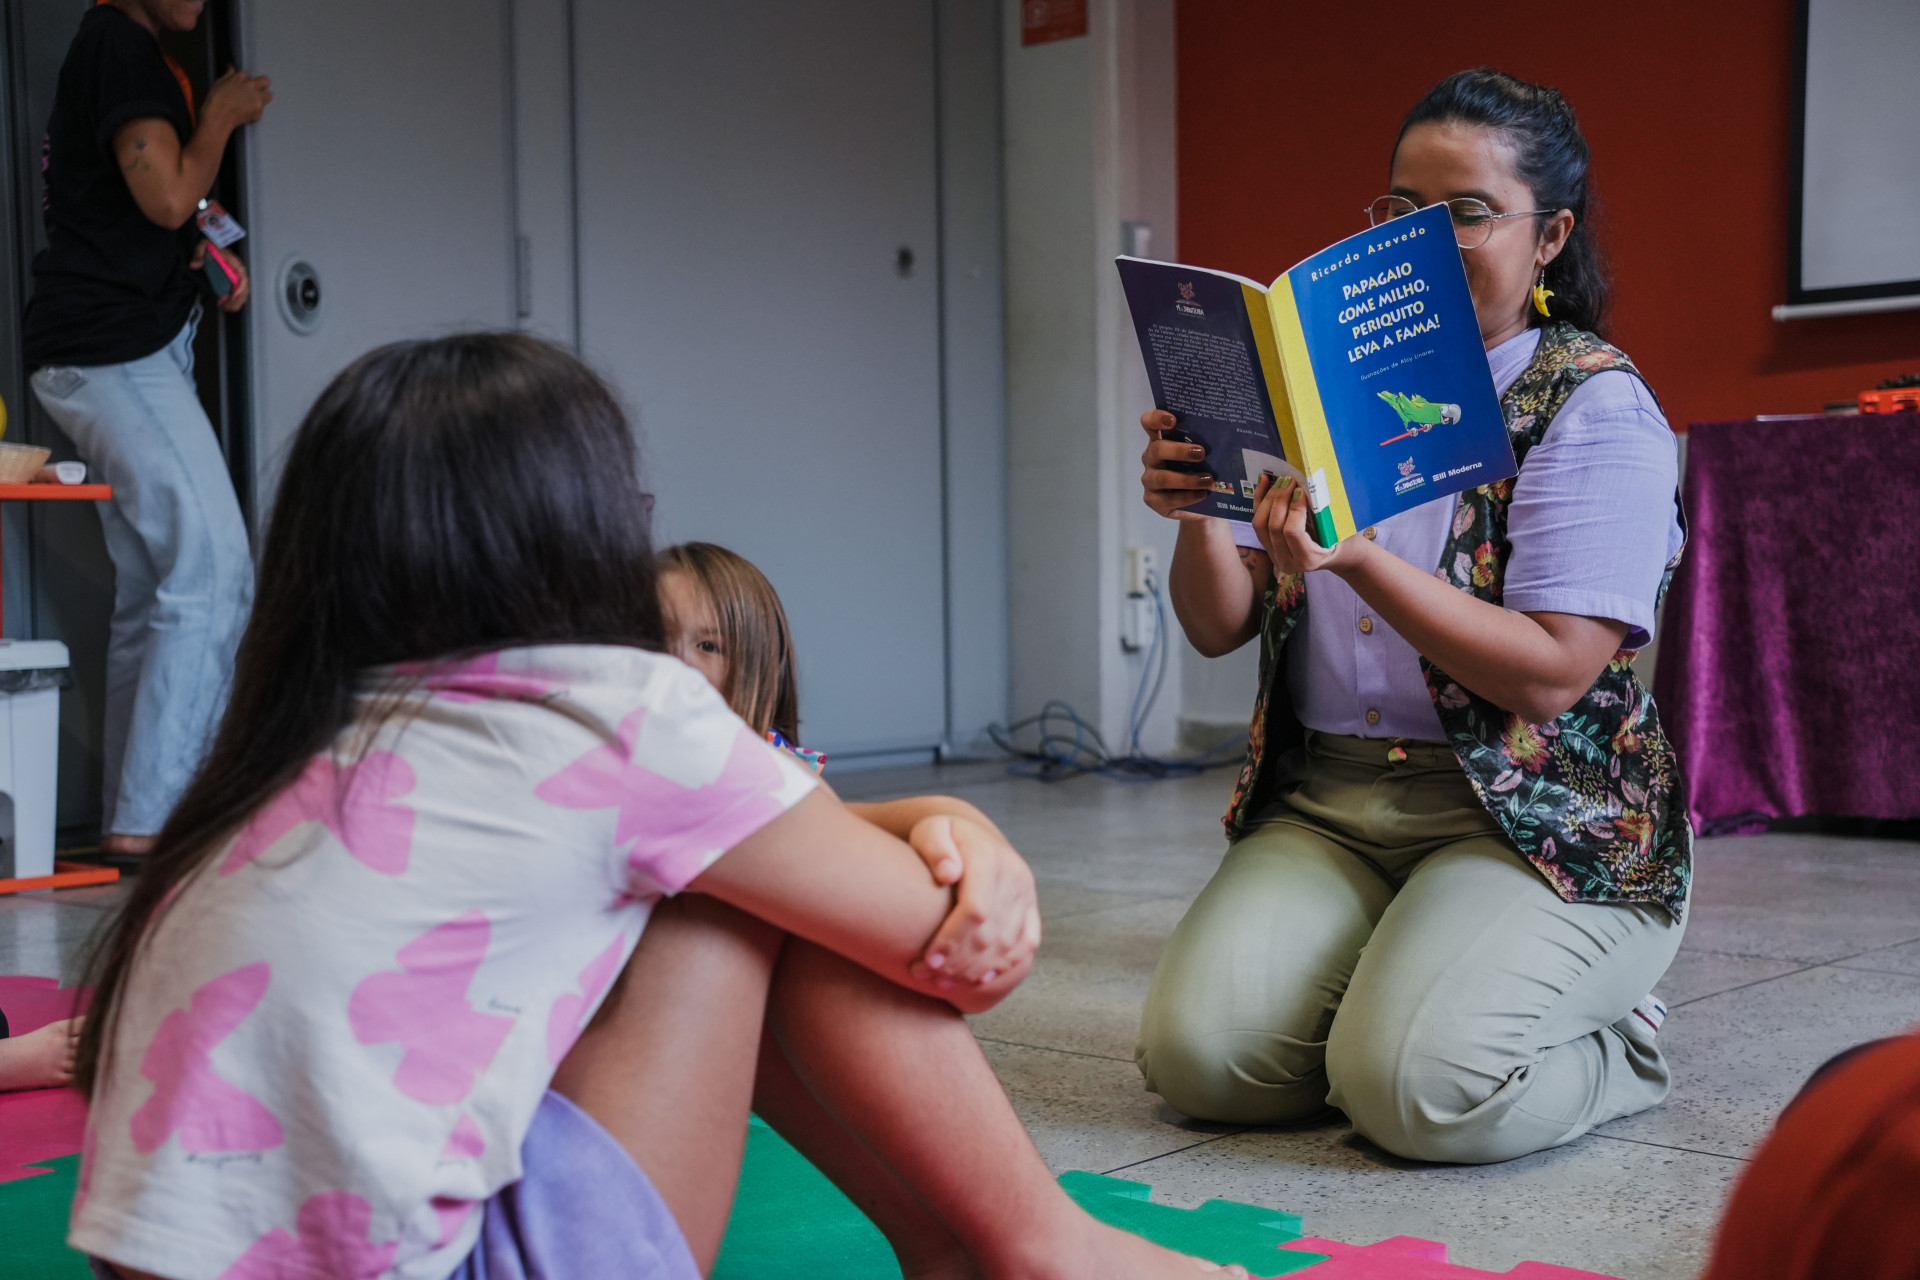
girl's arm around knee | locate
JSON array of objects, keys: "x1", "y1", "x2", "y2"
[
  {"x1": 690, "y1": 789, "x2": 1030, "y2": 1015},
  {"x1": 845, "y1": 794, "x2": 1003, "y2": 843},
  {"x1": 844, "y1": 796, "x2": 1041, "y2": 990}
]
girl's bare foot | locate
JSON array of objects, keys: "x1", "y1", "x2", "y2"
[
  {"x1": 0, "y1": 1016, "x2": 82, "y2": 1091},
  {"x1": 1083, "y1": 1220, "x2": 1250, "y2": 1279},
  {"x1": 101, "y1": 834, "x2": 155, "y2": 857},
  {"x1": 931, "y1": 1221, "x2": 1246, "y2": 1280},
  {"x1": 901, "y1": 1258, "x2": 980, "y2": 1280}
]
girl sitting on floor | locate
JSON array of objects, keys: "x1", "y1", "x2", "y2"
[
  {"x1": 71, "y1": 333, "x2": 1240, "y2": 1280},
  {"x1": 656, "y1": 539, "x2": 1032, "y2": 993},
  {"x1": 658, "y1": 541, "x2": 823, "y2": 773}
]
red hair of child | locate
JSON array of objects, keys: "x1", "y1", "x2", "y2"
[{"x1": 1702, "y1": 1032, "x2": 1920, "y2": 1280}]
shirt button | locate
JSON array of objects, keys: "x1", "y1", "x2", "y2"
[
  {"x1": 1358, "y1": 617, "x2": 1374, "y2": 634},
  {"x1": 1365, "y1": 708, "x2": 1381, "y2": 725},
  {"x1": 1364, "y1": 526, "x2": 1377, "y2": 540}
]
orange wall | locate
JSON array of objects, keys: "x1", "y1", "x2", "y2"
[{"x1": 1175, "y1": 1, "x2": 1920, "y2": 429}]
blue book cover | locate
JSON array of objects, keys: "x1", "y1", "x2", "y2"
[{"x1": 1118, "y1": 201, "x2": 1516, "y2": 545}]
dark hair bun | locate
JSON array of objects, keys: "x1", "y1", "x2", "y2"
[{"x1": 1397, "y1": 68, "x2": 1610, "y2": 338}]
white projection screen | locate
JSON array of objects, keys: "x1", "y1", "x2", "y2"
[{"x1": 1786, "y1": 0, "x2": 1920, "y2": 317}]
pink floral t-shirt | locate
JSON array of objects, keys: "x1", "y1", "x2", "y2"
[{"x1": 70, "y1": 645, "x2": 818, "y2": 1280}]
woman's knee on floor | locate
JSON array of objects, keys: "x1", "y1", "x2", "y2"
[
  {"x1": 1324, "y1": 1007, "x2": 1509, "y2": 1163},
  {"x1": 1136, "y1": 1015, "x2": 1330, "y2": 1125}
]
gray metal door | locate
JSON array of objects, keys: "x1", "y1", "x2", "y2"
[
  {"x1": 573, "y1": 0, "x2": 947, "y2": 758},
  {"x1": 239, "y1": 0, "x2": 516, "y2": 505}
]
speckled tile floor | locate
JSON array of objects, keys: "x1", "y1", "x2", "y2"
[
  {"x1": 8, "y1": 765, "x2": 1918, "y2": 1279},
  {"x1": 833, "y1": 764, "x2": 1920, "y2": 1280}
]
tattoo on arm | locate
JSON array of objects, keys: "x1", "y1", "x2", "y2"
[{"x1": 1236, "y1": 544, "x2": 1273, "y2": 592}]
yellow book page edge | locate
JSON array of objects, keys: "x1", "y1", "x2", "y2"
[
  {"x1": 1239, "y1": 282, "x2": 1304, "y2": 480},
  {"x1": 1266, "y1": 275, "x2": 1357, "y2": 543}
]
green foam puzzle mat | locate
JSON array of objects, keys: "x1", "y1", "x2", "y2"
[
  {"x1": 1059, "y1": 1171, "x2": 1325, "y2": 1276},
  {"x1": 0, "y1": 1105, "x2": 1613, "y2": 1277},
  {"x1": 714, "y1": 1117, "x2": 1327, "y2": 1278},
  {"x1": 0, "y1": 1154, "x2": 91, "y2": 1278},
  {"x1": 713, "y1": 1116, "x2": 901, "y2": 1278}
]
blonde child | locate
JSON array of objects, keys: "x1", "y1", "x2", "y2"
[
  {"x1": 657, "y1": 539, "x2": 1037, "y2": 1001},
  {"x1": 658, "y1": 542, "x2": 821, "y2": 772},
  {"x1": 72, "y1": 334, "x2": 1240, "y2": 1280}
]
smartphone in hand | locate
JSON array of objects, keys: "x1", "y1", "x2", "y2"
[{"x1": 199, "y1": 242, "x2": 239, "y2": 299}]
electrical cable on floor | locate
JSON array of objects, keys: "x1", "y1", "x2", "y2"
[{"x1": 988, "y1": 572, "x2": 1244, "y2": 782}]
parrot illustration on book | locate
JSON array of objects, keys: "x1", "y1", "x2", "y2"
[{"x1": 1377, "y1": 391, "x2": 1461, "y2": 445}]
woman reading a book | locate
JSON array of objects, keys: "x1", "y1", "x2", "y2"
[{"x1": 1133, "y1": 68, "x2": 1688, "y2": 1165}]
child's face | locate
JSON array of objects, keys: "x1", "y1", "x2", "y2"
[{"x1": 659, "y1": 570, "x2": 730, "y2": 693}]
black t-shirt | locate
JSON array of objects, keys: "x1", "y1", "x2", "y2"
[{"x1": 23, "y1": 5, "x2": 201, "y2": 370}]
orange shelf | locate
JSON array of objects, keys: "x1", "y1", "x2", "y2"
[
  {"x1": 0, "y1": 860, "x2": 120, "y2": 896},
  {"x1": 0, "y1": 484, "x2": 112, "y2": 501},
  {"x1": 0, "y1": 482, "x2": 113, "y2": 632}
]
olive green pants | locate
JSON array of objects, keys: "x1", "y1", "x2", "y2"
[{"x1": 1136, "y1": 732, "x2": 1684, "y2": 1164}]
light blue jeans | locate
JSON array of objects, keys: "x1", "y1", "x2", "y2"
[{"x1": 30, "y1": 318, "x2": 253, "y2": 836}]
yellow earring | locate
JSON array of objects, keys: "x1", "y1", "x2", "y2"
[{"x1": 1531, "y1": 269, "x2": 1554, "y2": 319}]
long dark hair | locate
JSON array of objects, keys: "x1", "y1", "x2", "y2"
[
  {"x1": 1396, "y1": 68, "x2": 1610, "y2": 338},
  {"x1": 75, "y1": 332, "x2": 663, "y2": 1094},
  {"x1": 660, "y1": 542, "x2": 801, "y2": 743}
]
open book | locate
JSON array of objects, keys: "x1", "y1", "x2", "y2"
[{"x1": 1118, "y1": 201, "x2": 1516, "y2": 546}]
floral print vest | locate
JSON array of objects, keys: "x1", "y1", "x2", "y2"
[{"x1": 1222, "y1": 323, "x2": 1691, "y2": 918}]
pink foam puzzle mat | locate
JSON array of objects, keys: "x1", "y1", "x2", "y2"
[
  {"x1": 1060, "y1": 1171, "x2": 1622, "y2": 1279},
  {"x1": 1, "y1": 975, "x2": 92, "y2": 1038},
  {"x1": 1, "y1": 976, "x2": 92, "y2": 1184},
  {"x1": 1278, "y1": 1235, "x2": 1620, "y2": 1278}
]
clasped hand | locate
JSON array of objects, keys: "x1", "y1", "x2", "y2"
[{"x1": 904, "y1": 814, "x2": 1041, "y2": 998}]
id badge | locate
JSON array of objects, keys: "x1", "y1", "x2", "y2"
[{"x1": 196, "y1": 198, "x2": 246, "y2": 247}]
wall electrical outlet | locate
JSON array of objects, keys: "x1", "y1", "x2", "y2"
[{"x1": 1125, "y1": 546, "x2": 1158, "y2": 597}]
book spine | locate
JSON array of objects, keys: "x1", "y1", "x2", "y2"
[
  {"x1": 1266, "y1": 276, "x2": 1356, "y2": 547},
  {"x1": 1239, "y1": 282, "x2": 1301, "y2": 477}
]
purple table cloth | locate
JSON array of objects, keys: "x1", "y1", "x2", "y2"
[{"x1": 1654, "y1": 414, "x2": 1920, "y2": 833}]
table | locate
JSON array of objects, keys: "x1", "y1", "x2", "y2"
[
  {"x1": 0, "y1": 481, "x2": 119, "y2": 894},
  {"x1": 1652, "y1": 414, "x2": 1920, "y2": 833}
]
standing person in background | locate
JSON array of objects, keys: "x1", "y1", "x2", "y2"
[{"x1": 23, "y1": 0, "x2": 271, "y2": 860}]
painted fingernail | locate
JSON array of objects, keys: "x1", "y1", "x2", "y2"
[
  {"x1": 981, "y1": 969, "x2": 999, "y2": 983},
  {"x1": 927, "y1": 952, "x2": 947, "y2": 970},
  {"x1": 1187, "y1": 445, "x2": 1206, "y2": 459}
]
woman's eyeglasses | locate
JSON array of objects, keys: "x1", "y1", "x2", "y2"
[{"x1": 1365, "y1": 195, "x2": 1555, "y2": 250}]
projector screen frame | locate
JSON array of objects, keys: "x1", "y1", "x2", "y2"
[{"x1": 1785, "y1": 0, "x2": 1920, "y2": 317}]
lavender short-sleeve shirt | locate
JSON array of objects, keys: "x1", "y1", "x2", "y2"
[{"x1": 1232, "y1": 327, "x2": 1683, "y2": 740}]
